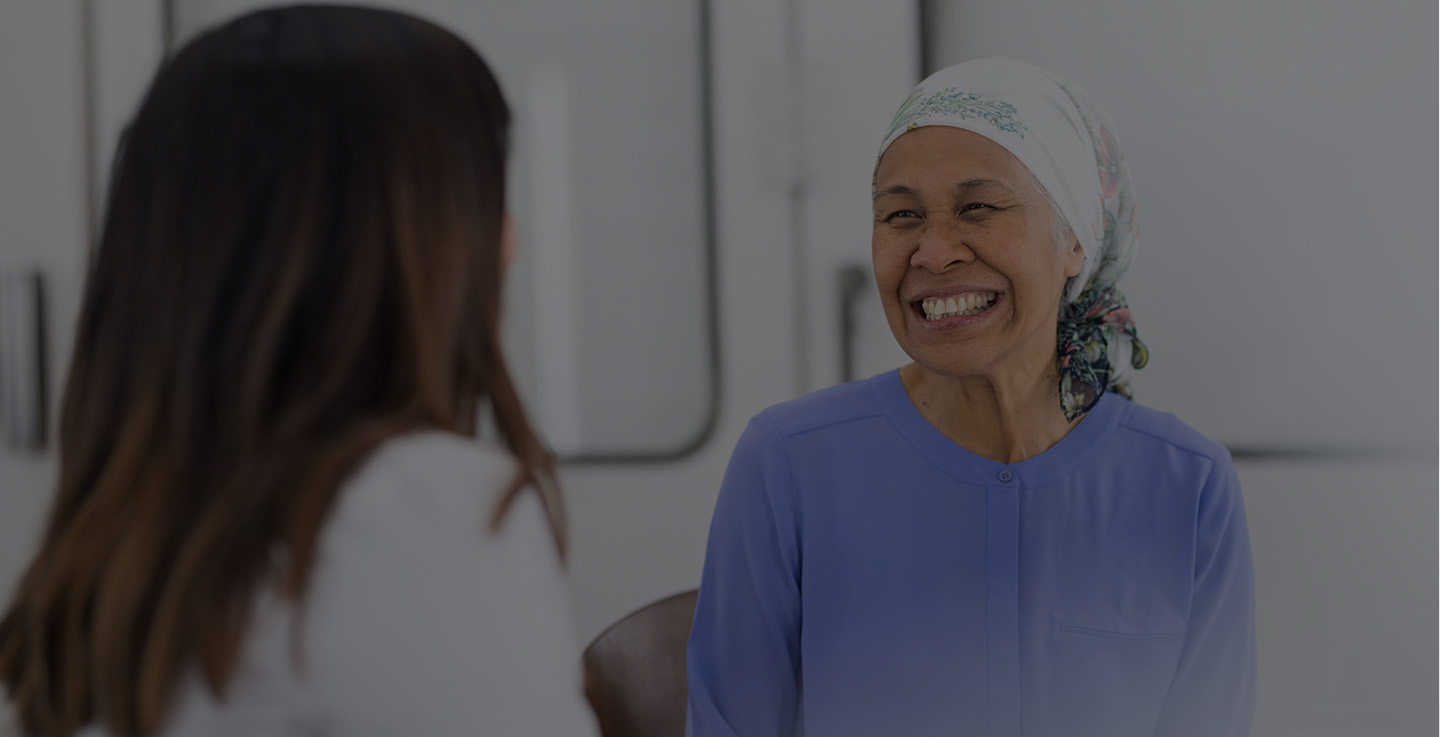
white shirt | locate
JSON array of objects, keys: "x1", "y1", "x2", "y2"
[{"x1": 5, "y1": 432, "x2": 599, "y2": 737}]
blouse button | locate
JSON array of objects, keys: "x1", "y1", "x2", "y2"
[{"x1": 998, "y1": 468, "x2": 1015, "y2": 482}]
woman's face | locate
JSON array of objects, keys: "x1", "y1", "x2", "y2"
[{"x1": 872, "y1": 126, "x2": 1084, "y2": 381}]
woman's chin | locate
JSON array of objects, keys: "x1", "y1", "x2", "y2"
[{"x1": 901, "y1": 352, "x2": 994, "y2": 381}]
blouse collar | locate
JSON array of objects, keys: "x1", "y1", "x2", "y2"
[{"x1": 869, "y1": 368, "x2": 1126, "y2": 488}]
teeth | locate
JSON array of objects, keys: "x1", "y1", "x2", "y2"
[{"x1": 920, "y1": 292, "x2": 997, "y2": 320}]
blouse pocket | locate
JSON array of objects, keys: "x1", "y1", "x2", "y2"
[
  {"x1": 1050, "y1": 611, "x2": 1186, "y2": 642},
  {"x1": 1043, "y1": 611, "x2": 1187, "y2": 732}
]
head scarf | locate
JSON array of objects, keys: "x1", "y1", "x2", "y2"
[{"x1": 875, "y1": 57, "x2": 1148, "y2": 421}]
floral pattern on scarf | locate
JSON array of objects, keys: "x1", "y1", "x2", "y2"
[
  {"x1": 1053, "y1": 78, "x2": 1145, "y2": 418},
  {"x1": 1056, "y1": 286, "x2": 1150, "y2": 421},
  {"x1": 884, "y1": 87, "x2": 1029, "y2": 146}
]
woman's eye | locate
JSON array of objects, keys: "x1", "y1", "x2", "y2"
[
  {"x1": 961, "y1": 203, "x2": 993, "y2": 213},
  {"x1": 883, "y1": 210, "x2": 920, "y2": 223}
]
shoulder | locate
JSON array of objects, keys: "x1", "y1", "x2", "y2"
[
  {"x1": 1102, "y1": 398, "x2": 1243, "y2": 512},
  {"x1": 752, "y1": 376, "x2": 887, "y2": 440},
  {"x1": 315, "y1": 430, "x2": 558, "y2": 600},
  {"x1": 716, "y1": 379, "x2": 888, "y2": 516},
  {"x1": 718, "y1": 377, "x2": 894, "y2": 508},
  {"x1": 1109, "y1": 398, "x2": 1230, "y2": 467},
  {"x1": 349, "y1": 430, "x2": 517, "y2": 498},
  {"x1": 331, "y1": 431, "x2": 522, "y2": 536}
]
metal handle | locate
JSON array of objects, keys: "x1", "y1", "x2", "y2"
[
  {"x1": 0, "y1": 270, "x2": 48, "y2": 450},
  {"x1": 838, "y1": 264, "x2": 871, "y2": 383}
]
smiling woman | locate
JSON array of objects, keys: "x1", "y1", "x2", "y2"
[
  {"x1": 686, "y1": 58, "x2": 1255, "y2": 737},
  {"x1": 872, "y1": 127, "x2": 1085, "y2": 450}
]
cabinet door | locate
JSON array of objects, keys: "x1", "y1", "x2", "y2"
[{"x1": 173, "y1": 0, "x2": 717, "y2": 459}]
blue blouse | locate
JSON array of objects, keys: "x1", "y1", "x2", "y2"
[{"x1": 686, "y1": 370, "x2": 1255, "y2": 737}]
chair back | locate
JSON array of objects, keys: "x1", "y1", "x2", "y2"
[{"x1": 582, "y1": 589, "x2": 699, "y2": 737}]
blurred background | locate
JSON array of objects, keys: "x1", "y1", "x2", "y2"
[{"x1": 0, "y1": 0, "x2": 1434, "y2": 734}]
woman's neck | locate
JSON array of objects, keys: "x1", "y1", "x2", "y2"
[{"x1": 899, "y1": 361, "x2": 1081, "y2": 465}]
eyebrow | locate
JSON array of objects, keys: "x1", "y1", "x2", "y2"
[{"x1": 872, "y1": 178, "x2": 1013, "y2": 203}]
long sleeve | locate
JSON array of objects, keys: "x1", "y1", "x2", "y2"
[
  {"x1": 1154, "y1": 450, "x2": 1257, "y2": 736},
  {"x1": 686, "y1": 415, "x2": 803, "y2": 737}
]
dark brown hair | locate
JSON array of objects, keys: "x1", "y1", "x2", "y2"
[{"x1": 0, "y1": 6, "x2": 560, "y2": 735}]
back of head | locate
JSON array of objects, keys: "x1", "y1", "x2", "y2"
[
  {"x1": 101, "y1": 3, "x2": 515, "y2": 433},
  {"x1": 0, "y1": 6, "x2": 558, "y2": 736}
]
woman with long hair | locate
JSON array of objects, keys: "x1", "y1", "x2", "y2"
[{"x1": 1, "y1": 6, "x2": 596, "y2": 736}]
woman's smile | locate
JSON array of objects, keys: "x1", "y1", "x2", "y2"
[{"x1": 911, "y1": 290, "x2": 1003, "y2": 329}]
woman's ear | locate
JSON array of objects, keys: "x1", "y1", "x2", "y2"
[
  {"x1": 500, "y1": 210, "x2": 517, "y2": 277},
  {"x1": 1063, "y1": 235, "x2": 1084, "y2": 278}
]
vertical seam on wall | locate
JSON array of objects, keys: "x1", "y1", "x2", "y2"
[
  {"x1": 162, "y1": 0, "x2": 176, "y2": 58},
  {"x1": 80, "y1": 0, "x2": 98, "y2": 263},
  {"x1": 783, "y1": 0, "x2": 809, "y2": 397}
]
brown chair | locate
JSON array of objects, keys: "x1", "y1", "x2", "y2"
[{"x1": 583, "y1": 589, "x2": 699, "y2": 737}]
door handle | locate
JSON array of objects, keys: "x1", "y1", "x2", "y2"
[
  {"x1": 838, "y1": 263, "x2": 870, "y2": 383},
  {"x1": 0, "y1": 270, "x2": 47, "y2": 450}
]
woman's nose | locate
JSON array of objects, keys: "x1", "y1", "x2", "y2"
[{"x1": 909, "y1": 224, "x2": 975, "y2": 273}]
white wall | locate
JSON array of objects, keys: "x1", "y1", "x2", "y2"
[
  {"x1": 1239, "y1": 457, "x2": 1434, "y2": 736},
  {"x1": 927, "y1": 0, "x2": 1436, "y2": 456}
]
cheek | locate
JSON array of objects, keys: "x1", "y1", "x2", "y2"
[{"x1": 871, "y1": 234, "x2": 908, "y2": 288}]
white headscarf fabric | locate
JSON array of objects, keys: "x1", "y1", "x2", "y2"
[{"x1": 876, "y1": 57, "x2": 1148, "y2": 419}]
